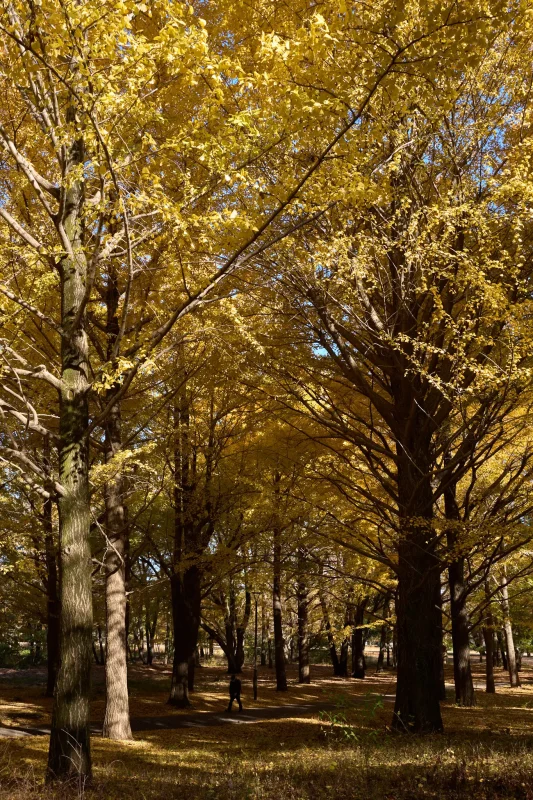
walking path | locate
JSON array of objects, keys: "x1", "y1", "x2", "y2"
[
  {"x1": 1, "y1": 677, "x2": 526, "y2": 739},
  {"x1": 0, "y1": 701, "x2": 341, "y2": 738}
]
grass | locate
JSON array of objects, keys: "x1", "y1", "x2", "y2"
[{"x1": 1, "y1": 659, "x2": 533, "y2": 799}]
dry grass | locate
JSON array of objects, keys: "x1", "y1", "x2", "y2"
[{"x1": 1, "y1": 660, "x2": 533, "y2": 799}]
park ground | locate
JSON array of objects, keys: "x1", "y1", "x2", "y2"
[{"x1": 1, "y1": 657, "x2": 533, "y2": 799}]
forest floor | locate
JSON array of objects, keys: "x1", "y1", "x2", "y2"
[{"x1": 1, "y1": 658, "x2": 533, "y2": 799}]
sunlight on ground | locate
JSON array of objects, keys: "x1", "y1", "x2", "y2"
[{"x1": 1, "y1": 662, "x2": 533, "y2": 799}]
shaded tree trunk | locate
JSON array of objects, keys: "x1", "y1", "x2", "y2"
[
  {"x1": 319, "y1": 590, "x2": 341, "y2": 676},
  {"x1": 392, "y1": 424, "x2": 443, "y2": 734},
  {"x1": 48, "y1": 131, "x2": 93, "y2": 783},
  {"x1": 339, "y1": 638, "x2": 349, "y2": 677},
  {"x1": 168, "y1": 384, "x2": 201, "y2": 707},
  {"x1": 445, "y1": 476, "x2": 475, "y2": 706},
  {"x1": 297, "y1": 550, "x2": 310, "y2": 684},
  {"x1": 43, "y1": 447, "x2": 60, "y2": 698},
  {"x1": 188, "y1": 654, "x2": 195, "y2": 691},
  {"x1": 169, "y1": 567, "x2": 201, "y2": 707},
  {"x1": 272, "y1": 472, "x2": 287, "y2": 691},
  {"x1": 483, "y1": 583, "x2": 495, "y2": 693},
  {"x1": 260, "y1": 601, "x2": 267, "y2": 667},
  {"x1": 497, "y1": 630, "x2": 508, "y2": 671},
  {"x1": 376, "y1": 625, "x2": 387, "y2": 673},
  {"x1": 351, "y1": 598, "x2": 368, "y2": 679},
  {"x1": 102, "y1": 366, "x2": 132, "y2": 738},
  {"x1": 500, "y1": 568, "x2": 520, "y2": 687},
  {"x1": 235, "y1": 589, "x2": 251, "y2": 672}
]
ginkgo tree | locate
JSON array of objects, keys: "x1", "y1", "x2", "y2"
[{"x1": 0, "y1": 0, "x2": 529, "y2": 784}]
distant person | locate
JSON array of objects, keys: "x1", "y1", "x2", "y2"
[{"x1": 227, "y1": 674, "x2": 243, "y2": 712}]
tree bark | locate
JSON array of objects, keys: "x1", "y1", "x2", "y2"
[
  {"x1": 273, "y1": 473, "x2": 287, "y2": 691},
  {"x1": 319, "y1": 590, "x2": 341, "y2": 676},
  {"x1": 483, "y1": 583, "x2": 496, "y2": 693},
  {"x1": 168, "y1": 567, "x2": 201, "y2": 707},
  {"x1": 235, "y1": 589, "x2": 251, "y2": 672},
  {"x1": 351, "y1": 598, "x2": 367, "y2": 679},
  {"x1": 376, "y1": 625, "x2": 387, "y2": 673},
  {"x1": 392, "y1": 421, "x2": 443, "y2": 733},
  {"x1": 260, "y1": 600, "x2": 267, "y2": 667},
  {"x1": 436, "y1": 592, "x2": 447, "y2": 702},
  {"x1": 48, "y1": 129, "x2": 93, "y2": 783},
  {"x1": 497, "y1": 629, "x2": 508, "y2": 670},
  {"x1": 101, "y1": 256, "x2": 132, "y2": 740},
  {"x1": 43, "y1": 443, "x2": 60, "y2": 699},
  {"x1": 297, "y1": 549, "x2": 310, "y2": 684},
  {"x1": 102, "y1": 392, "x2": 132, "y2": 739},
  {"x1": 500, "y1": 567, "x2": 520, "y2": 687},
  {"x1": 445, "y1": 476, "x2": 475, "y2": 706},
  {"x1": 168, "y1": 382, "x2": 201, "y2": 707}
]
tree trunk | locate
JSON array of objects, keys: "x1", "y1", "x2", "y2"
[
  {"x1": 168, "y1": 380, "x2": 202, "y2": 706},
  {"x1": 146, "y1": 622, "x2": 153, "y2": 666},
  {"x1": 97, "y1": 626, "x2": 106, "y2": 665},
  {"x1": 392, "y1": 427, "x2": 443, "y2": 733},
  {"x1": 101, "y1": 256, "x2": 132, "y2": 739},
  {"x1": 188, "y1": 654, "x2": 195, "y2": 691},
  {"x1": 297, "y1": 551, "x2": 310, "y2": 684},
  {"x1": 436, "y1": 593, "x2": 447, "y2": 702},
  {"x1": 339, "y1": 638, "x2": 349, "y2": 677},
  {"x1": 497, "y1": 630, "x2": 508, "y2": 671},
  {"x1": 48, "y1": 130, "x2": 93, "y2": 783},
  {"x1": 260, "y1": 601, "x2": 267, "y2": 667},
  {"x1": 445, "y1": 477, "x2": 475, "y2": 706},
  {"x1": 483, "y1": 583, "x2": 496, "y2": 694},
  {"x1": 168, "y1": 567, "x2": 201, "y2": 707},
  {"x1": 272, "y1": 472, "x2": 287, "y2": 691},
  {"x1": 319, "y1": 590, "x2": 341, "y2": 676},
  {"x1": 236, "y1": 589, "x2": 251, "y2": 671},
  {"x1": 376, "y1": 625, "x2": 387, "y2": 673},
  {"x1": 351, "y1": 598, "x2": 367, "y2": 679},
  {"x1": 268, "y1": 638, "x2": 273, "y2": 668},
  {"x1": 500, "y1": 567, "x2": 520, "y2": 687},
  {"x1": 43, "y1": 452, "x2": 60, "y2": 698}
]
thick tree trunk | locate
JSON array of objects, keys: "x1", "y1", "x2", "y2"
[
  {"x1": 43, "y1": 467, "x2": 60, "y2": 699},
  {"x1": 168, "y1": 567, "x2": 201, "y2": 707},
  {"x1": 434, "y1": 590, "x2": 446, "y2": 702},
  {"x1": 351, "y1": 598, "x2": 367, "y2": 679},
  {"x1": 483, "y1": 584, "x2": 496, "y2": 694},
  {"x1": 48, "y1": 132, "x2": 93, "y2": 782},
  {"x1": 102, "y1": 391, "x2": 132, "y2": 740},
  {"x1": 273, "y1": 482, "x2": 287, "y2": 691},
  {"x1": 392, "y1": 429, "x2": 443, "y2": 733},
  {"x1": 188, "y1": 655, "x2": 195, "y2": 691},
  {"x1": 297, "y1": 552, "x2": 310, "y2": 684},
  {"x1": 445, "y1": 478, "x2": 475, "y2": 706},
  {"x1": 500, "y1": 568, "x2": 520, "y2": 687}
]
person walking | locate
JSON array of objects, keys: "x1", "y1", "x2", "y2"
[{"x1": 227, "y1": 674, "x2": 243, "y2": 712}]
